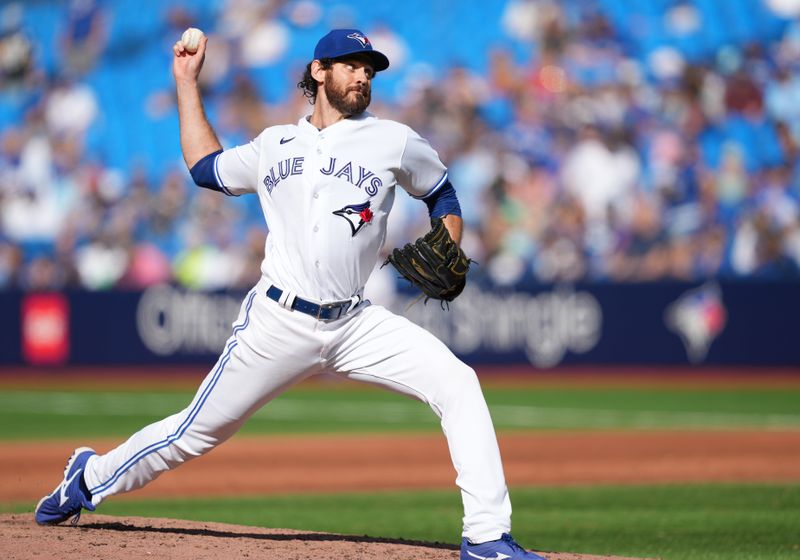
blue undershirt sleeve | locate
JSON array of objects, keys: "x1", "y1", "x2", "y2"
[
  {"x1": 422, "y1": 180, "x2": 462, "y2": 218},
  {"x1": 189, "y1": 149, "x2": 224, "y2": 192}
]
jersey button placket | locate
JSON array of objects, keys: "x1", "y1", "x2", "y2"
[
  {"x1": 310, "y1": 169, "x2": 322, "y2": 277},
  {"x1": 310, "y1": 133, "x2": 327, "y2": 280}
]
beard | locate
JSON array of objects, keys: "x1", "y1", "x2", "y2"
[{"x1": 323, "y1": 74, "x2": 371, "y2": 116}]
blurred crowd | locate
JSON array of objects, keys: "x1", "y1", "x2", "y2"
[{"x1": 2, "y1": 0, "x2": 800, "y2": 292}]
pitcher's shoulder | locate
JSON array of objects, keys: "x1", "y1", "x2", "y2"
[{"x1": 357, "y1": 113, "x2": 415, "y2": 138}]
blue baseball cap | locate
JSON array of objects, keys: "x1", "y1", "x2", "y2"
[{"x1": 313, "y1": 29, "x2": 390, "y2": 72}]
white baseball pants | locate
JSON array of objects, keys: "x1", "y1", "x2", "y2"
[{"x1": 83, "y1": 277, "x2": 512, "y2": 542}]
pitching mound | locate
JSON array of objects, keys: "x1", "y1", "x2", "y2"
[{"x1": 2, "y1": 513, "x2": 653, "y2": 559}]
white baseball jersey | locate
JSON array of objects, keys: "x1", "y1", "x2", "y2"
[{"x1": 214, "y1": 112, "x2": 448, "y2": 302}]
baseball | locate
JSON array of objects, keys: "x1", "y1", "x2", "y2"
[{"x1": 181, "y1": 27, "x2": 204, "y2": 53}]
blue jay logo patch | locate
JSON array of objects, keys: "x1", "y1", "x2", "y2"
[
  {"x1": 347, "y1": 32, "x2": 370, "y2": 48},
  {"x1": 333, "y1": 201, "x2": 374, "y2": 237}
]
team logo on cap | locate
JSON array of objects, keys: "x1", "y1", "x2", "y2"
[
  {"x1": 347, "y1": 32, "x2": 370, "y2": 48},
  {"x1": 333, "y1": 201, "x2": 374, "y2": 236}
]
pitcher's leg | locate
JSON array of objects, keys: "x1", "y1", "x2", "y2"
[
  {"x1": 84, "y1": 289, "x2": 323, "y2": 505},
  {"x1": 84, "y1": 341, "x2": 252, "y2": 503},
  {"x1": 328, "y1": 305, "x2": 511, "y2": 543}
]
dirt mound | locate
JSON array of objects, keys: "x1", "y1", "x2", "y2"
[{"x1": 2, "y1": 513, "x2": 652, "y2": 560}]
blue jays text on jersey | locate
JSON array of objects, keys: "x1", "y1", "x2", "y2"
[
  {"x1": 263, "y1": 157, "x2": 304, "y2": 194},
  {"x1": 263, "y1": 156, "x2": 382, "y2": 196}
]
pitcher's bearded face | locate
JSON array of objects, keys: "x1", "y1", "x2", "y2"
[{"x1": 323, "y1": 59, "x2": 374, "y2": 116}]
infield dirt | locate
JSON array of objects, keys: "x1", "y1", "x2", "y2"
[{"x1": 3, "y1": 431, "x2": 799, "y2": 501}]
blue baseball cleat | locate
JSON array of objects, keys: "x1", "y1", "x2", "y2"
[
  {"x1": 461, "y1": 533, "x2": 547, "y2": 560},
  {"x1": 35, "y1": 447, "x2": 97, "y2": 526}
]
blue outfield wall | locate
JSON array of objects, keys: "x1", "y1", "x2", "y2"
[{"x1": 0, "y1": 281, "x2": 798, "y2": 367}]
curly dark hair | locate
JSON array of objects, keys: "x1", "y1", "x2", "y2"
[{"x1": 297, "y1": 58, "x2": 334, "y2": 104}]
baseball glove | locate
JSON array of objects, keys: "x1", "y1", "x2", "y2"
[{"x1": 384, "y1": 218, "x2": 471, "y2": 304}]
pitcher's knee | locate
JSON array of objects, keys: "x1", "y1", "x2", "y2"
[
  {"x1": 430, "y1": 361, "x2": 483, "y2": 407},
  {"x1": 453, "y1": 362, "x2": 481, "y2": 390},
  {"x1": 172, "y1": 421, "x2": 236, "y2": 460},
  {"x1": 169, "y1": 435, "x2": 213, "y2": 461}
]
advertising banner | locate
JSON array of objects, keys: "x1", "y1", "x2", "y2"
[{"x1": 0, "y1": 281, "x2": 798, "y2": 367}]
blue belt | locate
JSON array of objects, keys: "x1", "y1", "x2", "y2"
[{"x1": 266, "y1": 285, "x2": 356, "y2": 321}]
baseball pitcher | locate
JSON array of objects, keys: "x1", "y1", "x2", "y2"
[{"x1": 34, "y1": 28, "x2": 546, "y2": 560}]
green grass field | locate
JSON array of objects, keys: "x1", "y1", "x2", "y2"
[
  {"x1": 2, "y1": 383, "x2": 799, "y2": 439},
  {"x1": 3, "y1": 381, "x2": 799, "y2": 559}
]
